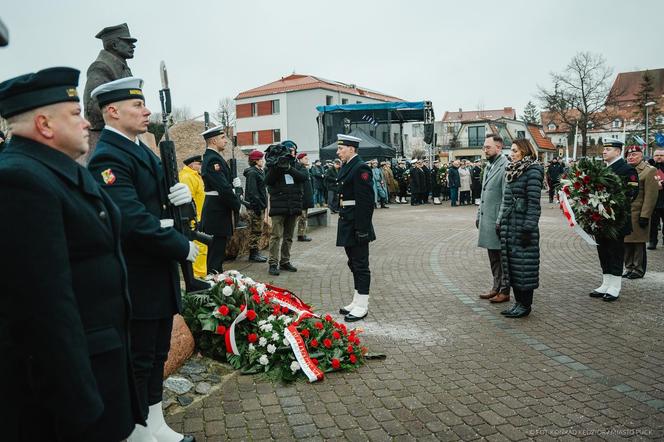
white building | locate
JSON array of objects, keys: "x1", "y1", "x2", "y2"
[{"x1": 234, "y1": 74, "x2": 401, "y2": 159}]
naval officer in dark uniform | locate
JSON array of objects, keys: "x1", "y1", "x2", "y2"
[
  {"x1": 335, "y1": 134, "x2": 376, "y2": 322},
  {"x1": 589, "y1": 139, "x2": 639, "y2": 302},
  {"x1": 0, "y1": 67, "x2": 141, "y2": 441},
  {"x1": 87, "y1": 77, "x2": 197, "y2": 442},
  {"x1": 200, "y1": 125, "x2": 242, "y2": 274}
]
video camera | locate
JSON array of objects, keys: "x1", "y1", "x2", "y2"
[{"x1": 265, "y1": 142, "x2": 295, "y2": 169}]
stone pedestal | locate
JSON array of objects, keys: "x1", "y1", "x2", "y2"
[{"x1": 164, "y1": 314, "x2": 195, "y2": 378}]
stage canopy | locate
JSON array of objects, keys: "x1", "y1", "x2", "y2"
[{"x1": 319, "y1": 127, "x2": 396, "y2": 162}]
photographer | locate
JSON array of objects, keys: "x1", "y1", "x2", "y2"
[{"x1": 264, "y1": 140, "x2": 308, "y2": 275}]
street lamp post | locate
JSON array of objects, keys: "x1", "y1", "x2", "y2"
[{"x1": 645, "y1": 101, "x2": 656, "y2": 157}]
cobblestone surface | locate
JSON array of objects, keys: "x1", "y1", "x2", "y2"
[{"x1": 167, "y1": 199, "x2": 664, "y2": 440}]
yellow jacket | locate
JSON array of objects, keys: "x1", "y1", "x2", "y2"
[{"x1": 179, "y1": 165, "x2": 205, "y2": 220}]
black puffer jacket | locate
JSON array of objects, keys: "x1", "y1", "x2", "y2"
[
  {"x1": 297, "y1": 163, "x2": 314, "y2": 209},
  {"x1": 265, "y1": 161, "x2": 308, "y2": 216},
  {"x1": 243, "y1": 166, "x2": 267, "y2": 214},
  {"x1": 499, "y1": 163, "x2": 544, "y2": 290}
]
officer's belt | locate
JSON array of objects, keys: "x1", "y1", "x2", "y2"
[
  {"x1": 340, "y1": 200, "x2": 356, "y2": 207},
  {"x1": 205, "y1": 191, "x2": 219, "y2": 196}
]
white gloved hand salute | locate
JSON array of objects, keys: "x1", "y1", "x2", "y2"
[
  {"x1": 232, "y1": 177, "x2": 241, "y2": 188},
  {"x1": 186, "y1": 241, "x2": 199, "y2": 262},
  {"x1": 168, "y1": 182, "x2": 192, "y2": 206}
]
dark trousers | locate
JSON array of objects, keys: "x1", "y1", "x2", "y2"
[
  {"x1": 624, "y1": 243, "x2": 647, "y2": 276},
  {"x1": 460, "y1": 190, "x2": 471, "y2": 205},
  {"x1": 398, "y1": 185, "x2": 408, "y2": 199},
  {"x1": 650, "y1": 207, "x2": 664, "y2": 245},
  {"x1": 488, "y1": 249, "x2": 510, "y2": 295},
  {"x1": 597, "y1": 236, "x2": 625, "y2": 276},
  {"x1": 345, "y1": 243, "x2": 370, "y2": 294},
  {"x1": 449, "y1": 187, "x2": 459, "y2": 206},
  {"x1": 207, "y1": 235, "x2": 228, "y2": 274},
  {"x1": 548, "y1": 185, "x2": 556, "y2": 202},
  {"x1": 514, "y1": 288, "x2": 534, "y2": 307},
  {"x1": 328, "y1": 190, "x2": 339, "y2": 212},
  {"x1": 131, "y1": 317, "x2": 173, "y2": 419}
]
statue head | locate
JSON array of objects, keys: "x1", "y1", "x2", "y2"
[{"x1": 96, "y1": 23, "x2": 137, "y2": 60}]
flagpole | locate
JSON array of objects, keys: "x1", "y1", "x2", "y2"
[{"x1": 573, "y1": 122, "x2": 578, "y2": 160}]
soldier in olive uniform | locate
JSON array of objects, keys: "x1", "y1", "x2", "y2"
[
  {"x1": 335, "y1": 134, "x2": 376, "y2": 322},
  {"x1": 589, "y1": 139, "x2": 640, "y2": 302},
  {"x1": 244, "y1": 149, "x2": 268, "y2": 262}
]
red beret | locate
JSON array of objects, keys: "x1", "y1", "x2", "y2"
[
  {"x1": 297, "y1": 153, "x2": 307, "y2": 160},
  {"x1": 248, "y1": 150, "x2": 264, "y2": 161},
  {"x1": 625, "y1": 145, "x2": 642, "y2": 155}
]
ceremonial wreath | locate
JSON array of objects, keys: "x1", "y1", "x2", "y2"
[
  {"x1": 558, "y1": 158, "x2": 629, "y2": 241},
  {"x1": 182, "y1": 270, "x2": 367, "y2": 383}
]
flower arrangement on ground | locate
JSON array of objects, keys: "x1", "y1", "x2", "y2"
[
  {"x1": 558, "y1": 158, "x2": 629, "y2": 240},
  {"x1": 182, "y1": 270, "x2": 367, "y2": 382}
]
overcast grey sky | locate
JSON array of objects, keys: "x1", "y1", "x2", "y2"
[{"x1": 2, "y1": 0, "x2": 663, "y2": 121}]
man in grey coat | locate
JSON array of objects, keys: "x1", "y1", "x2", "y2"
[{"x1": 476, "y1": 134, "x2": 510, "y2": 303}]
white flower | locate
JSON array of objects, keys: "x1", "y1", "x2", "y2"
[
  {"x1": 243, "y1": 277, "x2": 255, "y2": 285},
  {"x1": 280, "y1": 316, "x2": 292, "y2": 325},
  {"x1": 260, "y1": 323, "x2": 273, "y2": 332},
  {"x1": 283, "y1": 337, "x2": 290, "y2": 346},
  {"x1": 259, "y1": 337, "x2": 267, "y2": 347},
  {"x1": 256, "y1": 283, "x2": 267, "y2": 294},
  {"x1": 248, "y1": 344, "x2": 255, "y2": 352},
  {"x1": 222, "y1": 286, "x2": 233, "y2": 297},
  {"x1": 290, "y1": 361, "x2": 300, "y2": 373},
  {"x1": 258, "y1": 319, "x2": 267, "y2": 327},
  {"x1": 258, "y1": 355, "x2": 269, "y2": 366},
  {"x1": 271, "y1": 332, "x2": 280, "y2": 342},
  {"x1": 267, "y1": 344, "x2": 277, "y2": 354},
  {"x1": 237, "y1": 283, "x2": 246, "y2": 292},
  {"x1": 267, "y1": 314, "x2": 276, "y2": 322}
]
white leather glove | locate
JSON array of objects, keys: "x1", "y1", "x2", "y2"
[
  {"x1": 160, "y1": 219, "x2": 174, "y2": 228},
  {"x1": 232, "y1": 177, "x2": 241, "y2": 188},
  {"x1": 168, "y1": 183, "x2": 192, "y2": 206},
  {"x1": 186, "y1": 241, "x2": 199, "y2": 262}
]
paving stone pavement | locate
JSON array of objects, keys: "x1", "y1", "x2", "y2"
[{"x1": 167, "y1": 198, "x2": 664, "y2": 441}]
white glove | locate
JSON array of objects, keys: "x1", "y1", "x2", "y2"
[
  {"x1": 186, "y1": 241, "x2": 199, "y2": 262},
  {"x1": 232, "y1": 177, "x2": 241, "y2": 188},
  {"x1": 168, "y1": 183, "x2": 192, "y2": 206},
  {"x1": 160, "y1": 219, "x2": 174, "y2": 228}
]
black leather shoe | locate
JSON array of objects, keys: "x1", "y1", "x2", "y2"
[
  {"x1": 297, "y1": 235, "x2": 312, "y2": 242},
  {"x1": 504, "y1": 304, "x2": 531, "y2": 318},
  {"x1": 626, "y1": 273, "x2": 643, "y2": 279},
  {"x1": 589, "y1": 291, "x2": 606, "y2": 298},
  {"x1": 500, "y1": 303, "x2": 519, "y2": 315},
  {"x1": 181, "y1": 436, "x2": 196, "y2": 442},
  {"x1": 602, "y1": 294, "x2": 619, "y2": 302},
  {"x1": 344, "y1": 311, "x2": 368, "y2": 322},
  {"x1": 279, "y1": 262, "x2": 298, "y2": 272},
  {"x1": 339, "y1": 306, "x2": 351, "y2": 315},
  {"x1": 268, "y1": 265, "x2": 280, "y2": 276}
]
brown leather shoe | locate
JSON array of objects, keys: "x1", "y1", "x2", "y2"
[
  {"x1": 479, "y1": 291, "x2": 498, "y2": 300},
  {"x1": 490, "y1": 293, "x2": 510, "y2": 303}
]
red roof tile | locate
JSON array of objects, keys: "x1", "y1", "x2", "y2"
[
  {"x1": 442, "y1": 107, "x2": 516, "y2": 122},
  {"x1": 234, "y1": 74, "x2": 403, "y2": 102},
  {"x1": 527, "y1": 124, "x2": 555, "y2": 150},
  {"x1": 609, "y1": 68, "x2": 664, "y2": 104}
]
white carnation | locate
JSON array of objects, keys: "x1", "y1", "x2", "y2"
[
  {"x1": 267, "y1": 314, "x2": 276, "y2": 322},
  {"x1": 259, "y1": 337, "x2": 267, "y2": 347},
  {"x1": 248, "y1": 343, "x2": 255, "y2": 352},
  {"x1": 290, "y1": 361, "x2": 300, "y2": 373},
  {"x1": 222, "y1": 286, "x2": 233, "y2": 297},
  {"x1": 258, "y1": 319, "x2": 267, "y2": 327},
  {"x1": 271, "y1": 332, "x2": 280, "y2": 342},
  {"x1": 258, "y1": 355, "x2": 269, "y2": 366},
  {"x1": 267, "y1": 344, "x2": 277, "y2": 354},
  {"x1": 260, "y1": 323, "x2": 273, "y2": 332}
]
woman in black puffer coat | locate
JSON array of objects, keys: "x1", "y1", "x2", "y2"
[{"x1": 498, "y1": 138, "x2": 544, "y2": 318}]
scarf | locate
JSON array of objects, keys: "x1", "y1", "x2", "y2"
[{"x1": 505, "y1": 156, "x2": 538, "y2": 183}]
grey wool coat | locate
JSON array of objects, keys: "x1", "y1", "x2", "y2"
[
  {"x1": 477, "y1": 154, "x2": 508, "y2": 250},
  {"x1": 499, "y1": 163, "x2": 544, "y2": 290}
]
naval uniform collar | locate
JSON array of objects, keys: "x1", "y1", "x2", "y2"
[
  {"x1": 606, "y1": 156, "x2": 621, "y2": 167},
  {"x1": 104, "y1": 125, "x2": 140, "y2": 145}
]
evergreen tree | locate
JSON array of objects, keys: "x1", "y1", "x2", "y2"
[
  {"x1": 633, "y1": 71, "x2": 661, "y2": 137},
  {"x1": 521, "y1": 101, "x2": 540, "y2": 124}
]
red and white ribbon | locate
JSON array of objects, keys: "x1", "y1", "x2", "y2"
[
  {"x1": 558, "y1": 191, "x2": 597, "y2": 246},
  {"x1": 284, "y1": 324, "x2": 324, "y2": 383}
]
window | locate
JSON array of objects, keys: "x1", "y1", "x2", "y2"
[
  {"x1": 412, "y1": 124, "x2": 423, "y2": 137},
  {"x1": 586, "y1": 121, "x2": 594, "y2": 129},
  {"x1": 516, "y1": 130, "x2": 525, "y2": 139},
  {"x1": 656, "y1": 115, "x2": 664, "y2": 125},
  {"x1": 342, "y1": 98, "x2": 348, "y2": 105},
  {"x1": 251, "y1": 103, "x2": 257, "y2": 116},
  {"x1": 612, "y1": 119, "x2": 621, "y2": 128},
  {"x1": 382, "y1": 132, "x2": 389, "y2": 144},
  {"x1": 272, "y1": 100, "x2": 280, "y2": 114},
  {"x1": 393, "y1": 133, "x2": 400, "y2": 145},
  {"x1": 547, "y1": 123, "x2": 556, "y2": 131},
  {"x1": 356, "y1": 101, "x2": 362, "y2": 104},
  {"x1": 326, "y1": 95, "x2": 333, "y2": 105},
  {"x1": 273, "y1": 129, "x2": 281, "y2": 142},
  {"x1": 252, "y1": 131, "x2": 258, "y2": 145},
  {"x1": 468, "y1": 126, "x2": 485, "y2": 147}
]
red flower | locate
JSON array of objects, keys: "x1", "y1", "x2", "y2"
[
  {"x1": 575, "y1": 170, "x2": 581, "y2": 177},
  {"x1": 347, "y1": 344, "x2": 354, "y2": 353},
  {"x1": 580, "y1": 198, "x2": 588, "y2": 205},
  {"x1": 332, "y1": 331, "x2": 341, "y2": 340},
  {"x1": 324, "y1": 314, "x2": 333, "y2": 322},
  {"x1": 249, "y1": 286, "x2": 258, "y2": 296},
  {"x1": 217, "y1": 305, "x2": 229, "y2": 316},
  {"x1": 247, "y1": 333, "x2": 258, "y2": 343},
  {"x1": 331, "y1": 358, "x2": 341, "y2": 369},
  {"x1": 597, "y1": 184, "x2": 605, "y2": 191},
  {"x1": 591, "y1": 212, "x2": 602, "y2": 222},
  {"x1": 314, "y1": 322, "x2": 324, "y2": 330},
  {"x1": 273, "y1": 304, "x2": 281, "y2": 315},
  {"x1": 630, "y1": 175, "x2": 637, "y2": 181},
  {"x1": 240, "y1": 304, "x2": 246, "y2": 312},
  {"x1": 562, "y1": 173, "x2": 568, "y2": 180},
  {"x1": 251, "y1": 293, "x2": 261, "y2": 304},
  {"x1": 573, "y1": 181, "x2": 582, "y2": 190},
  {"x1": 246, "y1": 309, "x2": 257, "y2": 321},
  {"x1": 311, "y1": 358, "x2": 319, "y2": 366},
  {"x1": 563, "y1": 185, "x2": 571, "y2": 195},
  {"x1": 215, "y1": 325, "x2": 226, "y2": 335},
  {"x1": 340, "y1": 324, "x2": 348, "y2": 335},
  {"x1": 349, "y1": 354, "x2": 357, "y2": 364},
  {"x1": 301, "y1": 329, "x2": 310, "y2": 338},
  {"x1": 310, "y1": 339, "x2": 319, "y2": 348},
  {"x1": 224, "y1": 277, "x2": 234, "y2": 285},
  {"x1": 281, "y1": 307, "x2": 289, "y2": 314},
  {"x1": 323, "y1": 338, "x2": 332, "y2": 349},
  {"x1": 353, "y1": 336, "x2": 361, "y2": 345},
  {"x1": 583, "y1": 175, "x2": 591, "y2": 184}
]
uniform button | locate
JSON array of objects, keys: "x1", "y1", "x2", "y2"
[{"x1": 99, "y1": 211, "x2": 107, "y2": 219}]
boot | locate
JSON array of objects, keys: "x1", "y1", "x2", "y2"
[
  {"x1": 268, "y1": 264, "x2": 280, "y2": 276},
  {"x1": 339, "y1": 290, "x2": 359, "y2": 315},
  {"x1": 147, "y1": 402, "x2": 195, "y2": 442},
  {"x1": 297, "y1": 235, "x2": 312, "y2": 242},
  {"x1": 345, "y1": 294, "x2": 368, "y2": 322},
  {"x1": 249, "y1": 248, "x2": 267, "y2": 262},
  {"x1": 128, "y1": 424, "x2": 157, "y2": 442}
]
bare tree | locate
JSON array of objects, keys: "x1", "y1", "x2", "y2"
[
  {"x1": 538, "y1": 52, "x2": 616, "y2": 157},
  {"x1": 214, "y1": 97, "x2": 236, "y2": 133},
  {"x1": 171, "y1": 106, "x2": 192, "y2": 122}
]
